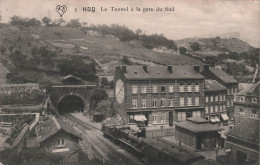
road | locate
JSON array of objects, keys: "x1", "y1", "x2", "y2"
[{"x1": 63, "y1": 114, "x2": 145, "y2": 165}]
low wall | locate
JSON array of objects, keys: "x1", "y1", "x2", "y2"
[{"x1": 146, "y1": 127, "x2": 175, "y2": 138}]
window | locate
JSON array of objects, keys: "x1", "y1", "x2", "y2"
[
  {"x1": 219, "y1": 94, "x2": 223, "y2": 101},
  {"x1": 141, "y1": 86, "x2": 147, "y2": 93},
  {"x1": 178, "y1": 112, "x2": 186, "y2": 122},
  {"x1": 141, "y1": 99, "x2": 146, "y2": 108},
  {"x1": 132, "y1": 99, "x2": 137, "y2": 108},
  {"x1": 238, "y1": 108, "x2": 245, "y2": 117},
  {"x1": 252, "y1": 98, "x2": 258, "y2": 104},
  {"x1": 187, "y1": 85, "x2": 192, "y2": 92},
  {"x1": 152, "y1": 99, "x2": 157, "y2": 107},
  {"x1": 169, "y1": 86, "x2": 174, "y2": 92},
  {"x1": 161, "y1": 86, "x2": 166, "y2": 92},
  {"x1": 192, "y1": 111, "x2": 201, "y2": 117},
  {"x1": 180, "y1": 83, "x2": 185, "y2": 92},
  {"x1": 250, "y1": 110, "x2": 258, "y2": 119},
  {"x1": 195, "y1": 85, "x2": 199, "y2": 92},
  {"x1": 161, "y1": 98, "x2": 167, "y2": 107},
  {"x1": 169, "y1": 99, "x2": 174, "y2": 107},
  {"x1": 152, "y1": 85, "x2": 157, "y2": 93},
  {"x1": 231, "y1": 88, "x2": 234, "y2": 94},
  {"x1": 239, "y1": 96, "x2": 245, "y2": 103},
  {"x1": 220, "y1": 105, "x2": 223, "y2": 112},
  {"x1": 227, "y1": 100, "x2": 230, "y2": 107},
  {"x1": 205, "y1": 106, "x2": 209, "y2": 114},
  {"x1": 205, "y1": 96, "x2": 209, "y2": 103},
  {"x1": 234, "y1": 88, "x2": 237, "y2": 93},
  {"x1": 57, "y1": 139, "x2": 65, "y2": 147},
  {"x1": 223, "y1": 94, "x2": 226, "y2": 101},
  {"x1": 132, "y1": 85, "x2": 138, "y2": 94},
  {"x1": 195, "y1": 97, "x2": 199, "y2": 106},
  {"x1": 151, "y1": 113, "x2": 158, "y2": 123},
  {"x1": 180, "y1": 97, "x2": 185, "y2": 106},
  {"x1": 210, "y1": 106, "x2": 214, "y2": 113},
  {"x1": 227, "y1": 89, "x2": 230, "y2": 95},
  {"x1": 187, "y1": 97, "x2": 192, "y2": 106},
  {"x1": 231, "y1": 100, "x2": 233, "y2": 106},
  {"x1": 210, "y1": 96, "x2": 214, "y2": 102},
  {"x1": 215, "y1": 105, "x2": 219, "y2": 112},
  {"x1": 129, "y1": 115, "x2": 134, "y2": 123},
  {"x1": 215, "y1": 95, "x2": 218, "y2": 102},
  {"x1": 223, "y1": 105, "x2": 226, "y2": 111}
]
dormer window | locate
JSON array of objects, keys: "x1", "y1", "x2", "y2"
[
  {"x1": 57, "y1": 139, "x2": 65, "y2": 147},
  {"x1": 239, "y1": 96, "x2": 245, "y2": 102},
  {"x1": 252, "y1": 98, "x2": 257, "y2": 104}
]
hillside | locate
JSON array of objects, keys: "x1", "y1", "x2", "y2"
[
  {"x1": 175, "y1": 37, "x2": 254, "y2": 57},
  {"x1": 0, "y1": 24, "x2": 203, "y2": 85}
]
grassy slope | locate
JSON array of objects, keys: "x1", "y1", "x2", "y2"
[{"x1": 175, "y1": 37, "x2": 254, "y2": 57}]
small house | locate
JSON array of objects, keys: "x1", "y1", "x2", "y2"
[
  {"x1": 36, "y1": 116, "x2": 82, "y2": 164},
  {"x1": 175, "y1": 117, "x2": 223, "y2": 150}
]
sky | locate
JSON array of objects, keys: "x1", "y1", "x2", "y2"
[{"x1": 0, "y1": 0, "x2": 260, "y2": 47}]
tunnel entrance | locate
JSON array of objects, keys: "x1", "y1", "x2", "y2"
[{"x1": 58, "y1": 95, "x2": 84, "y2": 114}]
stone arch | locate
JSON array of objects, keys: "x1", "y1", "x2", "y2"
[{"x1": 57, "y1": 93, "x2": 86, "y2": 114}]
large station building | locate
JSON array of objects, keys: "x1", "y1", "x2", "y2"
[{"x1": 114, "y1": 65, "x2": 206, "y2": 126}]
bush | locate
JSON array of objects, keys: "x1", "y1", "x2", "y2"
[
  {"x1": 190, "y1": 42, "x2": 201, "y2": 51},
  {"x1": 179, "y1": 47, "x2": 187, "y2": 55}
]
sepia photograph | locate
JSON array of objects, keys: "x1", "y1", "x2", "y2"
[{"x1": 0, "y1": 0, "x2": 259, "y2": 164}]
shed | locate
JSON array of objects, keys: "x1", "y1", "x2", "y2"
[
  {"x1": 93, "y1": 112, "x2": 104, "y2": 123},
  {"x1": 175, "y1": 117, "x2": 224, "y2": 151}
]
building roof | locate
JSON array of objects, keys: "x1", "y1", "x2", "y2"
[
  {"x1": 226, "y1": 118, "x2": 259, "y2": 144},
  {"x1": 236, "y1": 81, "x2": 259, "y2": 96},
  {"x1": 190, "y1": 159, "x2": 221, "y2": 165},
  {"x1": 176, "y1": 117, "x2": 224, "y2": 133},
  {"x1": 209, "y1": 68, "x2": 237, "y2": 84},
  {"x1": 36, "y1": 117, "x2": 81, "y2": 143},
  {"x1": 122, "y1": 66, "x2": 204, "y2": 80},
  {"x1": 142, "y1": 138, "x2": 204, "y2": 163},
  {"x1": 238, "y1": 83, "x2": 254, "y2": 92},
  {"x1": 205, "y1": 79, "x2": 226, "y2": 91}
]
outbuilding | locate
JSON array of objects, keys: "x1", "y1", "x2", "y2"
[{"x1": 175, "y1": 117, "x2": 223, "y2": 150}]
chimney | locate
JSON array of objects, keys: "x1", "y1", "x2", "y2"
[
  {"x1": 167, "y1": 65, "x2": 172, "y2": 73},
  {"x1": 122, "y1": 65, "x2": 126, "y2": 73},
  {"x1": 203, "y1": 65, "x2": 210, "y2": 71},
  {"x1": 143, "y1": 65, "x2": 148, "y2": 73},
  {"x1": 194, "y1": 65, "x2": 200, "y2": 73}
]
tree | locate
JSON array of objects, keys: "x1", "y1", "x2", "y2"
[
  {"x1": 179, "y1": 47, "x2": 187, "y2": 55},
  {"x1": 42, "y1": 17, "x2": 51, "y2": 25},
  {"x1": 100, "y1": 77, "x2": 109, "y2": 87},
  {"x1": 10, "y1": 16, "x2": 27, "y2": 26},
  {"x1": 66, "y1": 19, "x2": 81, "y2": 28},
  {"x1": 89, "y1": 88, "x2": 108, "y2": 111},
  {"x1": 136, "y1": 28, "x2": 142, "y2": 35},
  {"x1": 27, "y1": 18, "x2": 41, "y2": 26},
  {"x1": 122, "y1": 56, "x2": 132, "y2": 65},
  {"x1": 190, "y1": 42, "x2": 201, "y2": 51},
  {"x1": 0, "y1": 46, "x2": 7, "y2": 54},
  {"x1": 204, "y1": 56, "x2": 219, "y2": 66}
]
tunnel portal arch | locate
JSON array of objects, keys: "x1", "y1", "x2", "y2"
[{"x1": 57, "y1": 94, "x2": 85, "y2": 114}]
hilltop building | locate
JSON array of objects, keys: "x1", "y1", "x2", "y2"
[
  {"x1": 204, "y1": 79, "x2": 229, "y2": 125},
  {"x1": 201, "y1": 65, "x2": 238, "y2": 119},
  {"x1": 233, "y1": 81, "x2": 259, "y2": 125},
  {"x1": 114, "y1": 65, "x2": 205, "y2": 126}
]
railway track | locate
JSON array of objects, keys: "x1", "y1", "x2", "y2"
[{"x1": 63, "y1": 114, "x2": 145, "y2": 165}]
